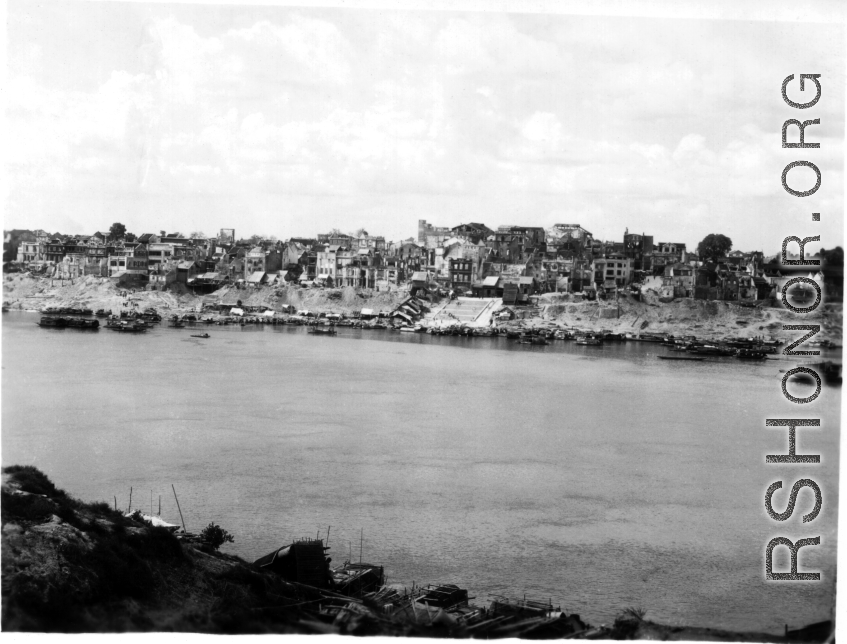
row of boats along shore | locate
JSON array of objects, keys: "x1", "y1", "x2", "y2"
[{"x1": 29, "y1": 305, "x2": 843, "y2": 379}]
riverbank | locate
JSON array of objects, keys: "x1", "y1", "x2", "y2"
[
  {"x1": 3, "y1": 273, "x2": 843, "y2": 343},
  {"x1": 1, "y1": 466, "x2": 832, "y2": 639},
  {"x1": 2, "y1": 274, "x2": 410, "y2": 317}
]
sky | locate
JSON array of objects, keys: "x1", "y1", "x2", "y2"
[{"x1": 4, "y1": 0, "x2": 845, "y2": 253}]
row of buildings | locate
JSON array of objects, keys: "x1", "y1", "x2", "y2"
[{"x1": 6, "y1": 222, "x2": 838, "y2": 304}]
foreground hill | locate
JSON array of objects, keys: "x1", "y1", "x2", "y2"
[{"x1": 0, "y1": 466, "x2": 832, "y2": 639}]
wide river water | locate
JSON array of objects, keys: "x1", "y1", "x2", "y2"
[{"x1": 2, "y1": 312, "x2": 840, "y2": 632}]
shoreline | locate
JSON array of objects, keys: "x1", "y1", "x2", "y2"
[{"x1": 3, "y1": 273, "x2": 843, "y2": 343}]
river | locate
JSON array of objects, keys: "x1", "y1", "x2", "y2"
[{"x1": 1, "y1": 312, "x2": 840, "y2": 632}]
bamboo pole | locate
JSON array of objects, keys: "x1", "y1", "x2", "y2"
[
  {"x1": 172, "y1": 484, "x2": 187, "y2": 533},
  {"x1": 114, "y1": 496, "x2": 117, "y2": 511},
  {"x1": 360, "y1": 528, "x2": 363, "y2": 563},
  {"x1": 127, "y1": 487, "x2": 132, "y2": 513},
  {"x1": 325, "y1": 526, "x2": 331, "y2": 548}
]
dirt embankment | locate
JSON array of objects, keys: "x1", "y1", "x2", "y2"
[
  {"x1": 534, "y1": 292, "x2": 842, "y2": 342},
  {"x1": 1, "y1": 274, "x2": 412, "y2": 316}
]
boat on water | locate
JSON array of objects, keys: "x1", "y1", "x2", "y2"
[
  {"x1": 658, "y1": 356, "x2": 705, "y2": 361},
  {"x1": 575, "y1": 336, "x2": 602, "y2": 346},
  {"x1": 109, "y1": 326, "x2": 147, "y2": 333},
  {"x1": 37, "y1": 316, "x2": 99, "y2": 329},
  {"x1": 124, "y1": 513, "x2": 181, "y2": 532},
  {"x1": 190, "y1": 333, "x2": 210, "y2": 339},
  {"x1": 106, "y1": 320, "x2": 147, "y2": 333},
  {"x1": 736, "y1": 349, "x2": 768, "y2": 360},
  {"x1": 37, "y1": 316, "x2": 66, "y2": 328},
  {"x1": 632, "y1": 333, "x2": 666, "y2": 342},
  {"x1": 42, "y1": 306, "x2": 94, "y2": 316},
  {"x1": 308, "y1": 327, "x2": 337, "y2": 335},
  {"x1": 65, "y1": 318, "x2": 100, "y2": 329},
  {"x1": 519, "y1": 336, "x2": 549, "y2": 345},
  {"x1": 688, "y1": 344, "x2": 735, "y2": 357}
]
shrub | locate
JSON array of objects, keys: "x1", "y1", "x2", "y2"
[
  {"x1": 3, "y1": 465, "x2": 62, "y2": 498},
  {"x1": 200, "y1": 523, "x2": 234, "y2": 551},
  {"x1": 1, "y1": 490, "x2": 56, "y2": 523},
  {"x1": 621, "y1": 606, "x2": 646, "y2": 621}
]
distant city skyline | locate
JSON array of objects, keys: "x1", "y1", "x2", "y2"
[{"x1": 6, "y1": 1, "x2": 844, "y2": 254}]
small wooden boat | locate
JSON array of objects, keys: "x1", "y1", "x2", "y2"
[
  {"x1": 107, "y1": 321, "x2": 147, "y2": 333},
  {"x1": 308, "y1": 327, "x2": 337, "y2": 335},
  {"x1": 688, "y1": 345, "x2": 735, "y2": 357},
  {"x1": 632, "y1": 333, "x2": 666, "y2": 342},
  {"x1": 109, "y1": 325, "x2": 147, "y2": 333},
  {"x1": 736, "y1": 349, "x2": 768, "y2": 360},
  {"x1": 658, "y1": 356, "x2": 705, "y2": 361},
  {"x1": 575, "y1": 336, "x2": 602, "y2": 346},
  {"x1": 190, "y1": 333, "x2": 210, "y2": 339},
  {"x1": 519, "y1": 337, "x2": 549, "y2": 345}
]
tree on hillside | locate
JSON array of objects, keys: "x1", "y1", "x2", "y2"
[
  {"x1": 697, "y1": 234, "x2": 733, "y2": 263},
  {"x1": 190, "y1": 231, "x2": 207, "y2": 239},
  {"x1": 109, "y1": 222, "x2": 127, "y2": 241},
  {"x1": 820, "y1": 247, "x2": 844, "y2": 267}
]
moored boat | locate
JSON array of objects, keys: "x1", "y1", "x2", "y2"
[
  {"x1": 575, "y1": 335, "x2": 602, "y2": 346},
  {"x1": 37, "y1": 316, "x2": 99, "y2": 329},
  {"x1": 736, "y1": 349, "x2": 768, "y2": 360},
  {"x1": 106, "y1": 319, "x2": 147, "y2": 333},
  {"x1": 37, "y1": 316, "x2": 67, "y2": 328},
  {"x1": 308, "y1": 327, "x2": 337, "y2": 335},
  {"x1": 65, "y1": 318, "x2": 100, "y2": 329}
]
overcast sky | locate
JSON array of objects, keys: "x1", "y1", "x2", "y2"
[{"x1": 5, "y1": 0, "x2": 845, "y2": 253}]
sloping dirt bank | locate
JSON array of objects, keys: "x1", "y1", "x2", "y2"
[
  {"x1": 1, "y1": 275, "x2": 412, "y2": 316},
  {"x1": 533, "y1": 292, "x2": 842, "y2": 342}
]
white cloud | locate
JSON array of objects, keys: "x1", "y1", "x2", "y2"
[{"x1": 4, "y1": 8, "x2": 843, "y2": 252}]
